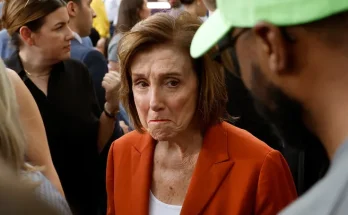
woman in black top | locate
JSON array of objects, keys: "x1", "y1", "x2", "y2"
[{"x1": 2, "y1": 0, "x2": 120, "y2": 214}]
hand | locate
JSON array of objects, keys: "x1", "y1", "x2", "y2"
[
  {"x1": 102, "y1": 71, "x2": 121, "y2": 113},
  {"x1": 119, "y1": 121, "x2": 129, "y2": 134}
]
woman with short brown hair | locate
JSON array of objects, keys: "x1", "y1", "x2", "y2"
[{"x1": 106, "y1": 12, "x2": 297, "y2": 215}]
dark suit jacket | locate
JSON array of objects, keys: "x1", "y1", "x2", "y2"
[
  {"x1": 70, "y1": 38, "x2": 107, "y2": 109},
  {"x1": 106, "y1": 122, "x2": 297, "y2": 215}
]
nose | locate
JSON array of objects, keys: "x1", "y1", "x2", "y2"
[
  {"x1": 149, "y1": 87, "x2": 165, "y2": 112},
  {"x1": 91, "y1": 8, "x2": 96, "y2": 19},
  {"x1": 66, "y1": 26, "x2": 74, "y2": 41}
]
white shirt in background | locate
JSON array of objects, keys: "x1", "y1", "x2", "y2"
[{"x1": 104, "y1": 0, "x2": 121, "y2": 24}]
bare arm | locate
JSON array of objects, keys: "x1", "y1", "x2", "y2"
[
  {"x1": 98, "y1": 71, "x2": 121, "y2": 152},
  {"x1": 7, "y1": 69, "x2": 64, "y2": 197},
  {"x1": 97, "y1": 112, "x2": 116, "y2": 152}
]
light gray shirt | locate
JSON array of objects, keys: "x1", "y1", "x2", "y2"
[
  {"x1": 280, "y1": 140, "x2": 348, "y2": 215},
  {"x1": 108, "y1": 33, "x2": 122, "y2": 62},
  {"x1": 24, "y1": 170, "x2": 72, "y2": 215}
]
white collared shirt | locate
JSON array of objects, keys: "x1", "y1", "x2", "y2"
[{"x1": 72, "y1": 32, "x2": 83, "y2": 44}]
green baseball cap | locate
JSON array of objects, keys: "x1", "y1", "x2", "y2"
[{"x1": 190, "y1": 0, "x2": 348, "y2": 58}]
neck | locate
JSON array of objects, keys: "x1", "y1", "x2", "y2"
[
  {"x1": 304, "y1": 63, "x2": 348, "y2": 159},
  {"x1": 68, "y1": 21, "x2": 81, "y2": 37},
  {"x1": 157, "y1": 129, "x2": 203, "y2": 161},
  {"x1": 19, "y1": 49, "x2": 51, "y2": 75},
  {"x1": 183, "y1": 4, "x2": 198, "y2": 17}
]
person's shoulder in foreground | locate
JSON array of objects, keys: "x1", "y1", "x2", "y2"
[
  {"x1": 0, "y1": 159, "x2": 61, "y2": 215},
  {"x1": 280, "y1": 141, "x2": 348, "y2": 215},
  {"x1": 25, "y1": 170, "x2": 73, "y2": 215}
]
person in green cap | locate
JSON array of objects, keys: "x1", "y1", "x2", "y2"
[
  {"x1": 191, "y1": 0, "x2": 348, "y2": 214},
  {"x1": 203, "y1": 0, "x2": 331, "y2": 198}
]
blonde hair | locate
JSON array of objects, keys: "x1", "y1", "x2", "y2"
[{"x1": 0, "y1": 59, "x2": 26, "y2": 173}]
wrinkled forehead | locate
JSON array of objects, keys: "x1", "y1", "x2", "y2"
[{"x1": 130, "y1": 44, "x2": 195, "y2": 78}]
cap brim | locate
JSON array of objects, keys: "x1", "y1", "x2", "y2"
[{"x1": 190, "y1": 9, "x2": 232, "y2": 58}]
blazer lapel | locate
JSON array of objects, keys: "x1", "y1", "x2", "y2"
[
  {"x1": 131, "y1": 133, "x2": 155, "y2": 215},
  {"x1": 181, "y1": 123, "x2": 234, "y2": 215}
]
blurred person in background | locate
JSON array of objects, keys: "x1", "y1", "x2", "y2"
[
  {"x1": 89, "y1": 27, "x2": 101, "y2": 47},
  {"x1": 91, "y1": 0, "x2": 110, "y2": 39},
  {"x1": 107, "y1": 12, "x2": 296, "y2": 215},
  {"x1": 168, "y1": 0, "x2": 184, "y2": 17},
  {"x1": 107, "y1": 0, "x2": 150, "y2": 72},
  {"x1": 0, "y1": 59, "x2": 71, "y2": 214},
  {"x1": 180, "y1": 0, "x2": 207, "y2": 19},
  {"x1": 104, "y1": 0, "x2": 121, "y2": 36},
  {"x1": 64, "y1": 1, "x2": 126, "y2": 213},
  {"x1": 64, "y1": 0, "x2": 108, "y2": 109},
  {"x1": 107, "y1": 0, "x2": 150, "y2": 131},
  {"x1": 2, "y1": 0, "x2": 120, "y2": 213},
  {"x1": 169, "y1": 0, "x2": 181, "y2": 8},
  {"x1": 190, "y1": 0, "x2": 348, "y2": 214}
]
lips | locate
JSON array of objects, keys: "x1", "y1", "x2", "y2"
[
  {"x1": 148, "y1": 119, "x2": 171, "y2": 123},
  {"x1": 64, "y1": 45, "x2": 71, "y2": 51}
]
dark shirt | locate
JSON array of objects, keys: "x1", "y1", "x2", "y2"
[
  {"x1": 225, "y1": 71, "x2": 329, "y2": 195},
  {"x1": 70, "y1": 38, "x2": 108, "y2": 109},
  {"x1": 5, "y1": 52, "x2": 101, "y2": 215}
]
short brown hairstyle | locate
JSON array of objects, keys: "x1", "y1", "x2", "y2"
[
  {"x1": 118, "y1": 12, "x2": 227, "y2": 132},
  {"x1": 1, "y1": 0, "x2": 66, "y2": 48}
]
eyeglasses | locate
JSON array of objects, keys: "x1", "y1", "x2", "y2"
[{"x1": 211, "y1": 29, "x2": 248, "y2": 77}]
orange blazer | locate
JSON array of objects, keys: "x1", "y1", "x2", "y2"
[{"x1": 106, "y1": 122, "x2": 297, "y2": 215}]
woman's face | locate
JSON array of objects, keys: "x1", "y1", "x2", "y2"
[
  {"x1": 29, "y1": 7, "x2": 73, "y2": 63},
  {"x1": 139, "y1": 0, "x2": 151, "y2": 20},
  {"x1": 131, "y1": 45, "x2": 199, "y2": 141}
]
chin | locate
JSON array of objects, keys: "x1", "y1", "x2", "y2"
[
  {"x1": 250, "y1": 64, "x2": 320, "y2": 150},
  {"x1": 60, "y1": 52, "x2": 71, "y2": 60},
  {"x1": 148, "y1": 127, "x2": 177, "y2": 141}
]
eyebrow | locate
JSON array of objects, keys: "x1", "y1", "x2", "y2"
[
  {"x1": 54, "y1": 21, "x2": 66, "y2": 27},
  {"x1": 131, "y1": 72, "x2": 182, "y2": 79}
]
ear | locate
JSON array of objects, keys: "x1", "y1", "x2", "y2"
[
  {"x1": 252, "y1": 22, "x2": 289, "y2": 75},
  {"x1": 19, "y1": 26, "x2": 34, "y2": 46},
  {"x1": 66, "y1": 1, "x2": 79, "y2": 18}
]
